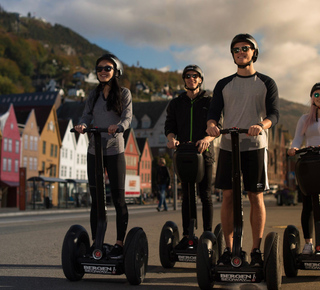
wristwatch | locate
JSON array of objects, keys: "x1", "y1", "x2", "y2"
[{"x1": 257, "y1": 123, "x2": 264, "y2": 129}]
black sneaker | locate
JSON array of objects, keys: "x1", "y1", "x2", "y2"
[
  {"x1": 175, "y1": 236, "x2": 189, "y2": 250},
  {"x1": 217, "y1": 247, "x2": 232, "y2": 265},
  {"x1": 250, "y1": 248, "x2": 263, "y2": 267},
  {"x1": 108, "y1": 244, "x2": 123, "y2": 259}
]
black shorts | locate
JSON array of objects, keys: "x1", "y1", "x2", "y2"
[{"x1": 215, "y1": 148, "x2": 268, "y2": 192}]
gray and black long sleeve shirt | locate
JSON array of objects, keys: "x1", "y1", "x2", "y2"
[{"x1": 79, "y1": 87, "x2": 132, "y2": 156}]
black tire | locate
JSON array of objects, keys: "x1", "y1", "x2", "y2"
[
  {"x1": 61, "y1": 224, "x2": 90, "y2": 281},
  {"x1": 283, "y1": 225, "x2": 300, "y2": 277},
  {"x1": 159, "y1": 221, "x2": 179, "y2": 268},
  {"x1": 264, "y1": 232, "x2": 282, "y2": 290},
  {"x1": 213, "y1": 223, "x2": 225, "y2": 261},
  {"x1": 124, "y1": 227, "x2": 148, "y2": 285},
  {"x1": 196, "y1": 231, "x2": 216, "y2": 290}
]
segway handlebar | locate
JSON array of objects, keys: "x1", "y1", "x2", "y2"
[
  {"x1": 220, "y1": 127, "x2": 262, "y2": 135},
  {"x1": 70, "y1": 127, "x2": 120, "y2": 134},
  {"x1": 295, "y1": 146, "x2": 320, "y2": 154}
]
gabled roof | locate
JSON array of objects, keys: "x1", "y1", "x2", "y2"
[
  {"x1": 123, "y1": 128, "x2": 141, "y2": 156},
  {"x1": 136, "y1": 137, "x2": 153, "y2": 160},
  {"x1": 132, "y1": 100, "x2": 170, "y2": 129}
]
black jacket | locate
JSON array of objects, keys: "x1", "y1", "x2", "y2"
[{"x1": 165, "y1": 90, "x2": 214, "y2": 164}]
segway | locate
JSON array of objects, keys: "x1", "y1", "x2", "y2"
[
  {"x1": 61, "y1": 128, "x2": 148, "y2": 285},
  {"x1": 283, "y1": 146, "x2": 320, "y2": 277},
  {"x1": 196, "y1": 128, "x2": 281, "y2": 290},
  {"x1": 159, "y1": 142, "x2": 221, "y2": 267}
]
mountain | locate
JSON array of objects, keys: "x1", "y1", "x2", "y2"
[
  {"x1": 0, "y1": 7, "x2": 310, "y2": 138},
  {"x1": 278, "y1": 98, "x2": 309, "y2": 138}
]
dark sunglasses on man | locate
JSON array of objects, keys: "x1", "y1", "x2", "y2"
[
  {"x1": 231, "y1": 46, "x2": 252, "y2": 54},
  {"x1": 96, "y1": 65, "x2": 114, "y2": 72},
  {"x1": 185, "y1": 74, "x2": 199, "y2": 79}
]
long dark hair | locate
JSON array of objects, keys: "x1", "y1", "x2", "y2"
[{"x1": 94, "y1": 78, "x2": 122, "y2": 116}]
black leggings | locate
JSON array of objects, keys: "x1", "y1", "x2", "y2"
[
  {"x1": 181, "y1": 163, "x2": 213, "y2": 236},
  {"x1": 301, "y1": 193, "x2": 320, "y2": 240},
  {"x1": 87, "y1": 153, "x2": 128, "y2": 242}
]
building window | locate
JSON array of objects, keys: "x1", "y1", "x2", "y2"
[
  {"x1": 50, "y1": 144, "x2": 54, "y2": 157},
  {"x1": 8, "y1": 159, "x2": 12, "y2": 172},
  {"x1": 54, "y1": 145, "x2": 57, "y2": 157},
  {"x1": 23, "y1": 157, "x2": 27, "y2": 168},
  {"x1": 15, "y1": 140, "x2": 19, "y2": 153},
  {"x1": 33, "y1": 158, "x2": 37, "y2": 171},
  {"x1": 130, "y1": 144, "x2": 133, "y2": 152},
  {"x1": 15, "y1": 160, "x2": 19, "y2": 172},
  {"x1": 24, "y1": 135, "x2": 28, "y2": 150},
  {"x1": 30, "y1": 136, "x2": 33, "y2": 150},
  {"x1": 42, "y1": 141, "x2": 46, "y2": 154},
  {"x1": 8, "y1": 139, "x2": 12, "y2": 152},
  {"x1": 4, "y1": 138, "x2": 7, "y2": 151},
  {"x1": 29, "y1": 157, "x2": 33, "y2": 170},
  {"x1": 34, "y1": 137, "x2": 38, "y2": 151},
  {"x1": 2, "y1": 158, "x2": 7, "y2": 171}
]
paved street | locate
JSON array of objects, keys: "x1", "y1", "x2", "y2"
[{"x1": 0, "y1": 196, "x2": 319, "y2": 289}]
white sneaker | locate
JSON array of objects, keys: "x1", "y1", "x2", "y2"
[{"x1": 302, "y1": 243, "x2": 314, "y2": 255}]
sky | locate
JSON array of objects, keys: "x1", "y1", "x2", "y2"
[{"x1": 2, "y1": 0, "x2": 320, "y2": 105}]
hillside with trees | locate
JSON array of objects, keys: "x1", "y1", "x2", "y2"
[
  {"x1": 0, "y1": 7, "x2": 184, "y2": 99},
  {"x1": 0, "y1": 6, "x2": 309, "y2": 138}
]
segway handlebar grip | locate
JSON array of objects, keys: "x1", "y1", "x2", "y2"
[
  {"x1": 295, "y1": 146, "x2": 320, "y2": 155},
  {"x1": 70, "y1": 127, "x2": 120, "y2": 134}
]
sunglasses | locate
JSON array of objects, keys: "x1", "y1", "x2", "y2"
[
  {"x1": 314, "y1": 93, "x2": 320, "y2": 98},
  {"x1": 231, "y1": 46, "x2": 252, "y2": 54},
  {"x1": 185, "y1": 74, "x2": 199, "y2": 79},
  {"x1": 96, "y1": 65, "x2": 114, "y2": 72}
]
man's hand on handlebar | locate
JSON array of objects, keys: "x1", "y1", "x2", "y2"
[
  {"x1": 248, "y1": 124, "x2": 263, "y2": 136},
  {"x1": 167, "y1": 138, "x2": 179, "y2": 149},
  {"x1": 74, "y1": 124, "x2": 86, "y2": 134}
]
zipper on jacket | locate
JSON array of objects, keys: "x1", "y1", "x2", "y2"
[{"x1": 190, "y1": 99, "x2": 196, "y2": 141}]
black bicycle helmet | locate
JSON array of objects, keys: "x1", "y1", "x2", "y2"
[
  {"x1": 95, "y1": 53, "x2": 123, "y2": 78},
  {"x1": 182, "y1": 64, "x2": 204, "y2": 81},
  {"x1": 310, "y1": 82, "x2": 320, "y2": 97},
  {"x1": 231, "y1": 33, "x2": 259, "y2": 67}
]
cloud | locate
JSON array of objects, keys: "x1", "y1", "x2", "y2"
[{"x1": 3, "y1": 0, "x2": 320, "y2": 104}]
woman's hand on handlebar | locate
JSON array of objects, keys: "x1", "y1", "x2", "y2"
[
  {"x1": 287, "y1": 148, "x2": 298, "y2": 156},
  {"x1": 108, "y1": 124, "x2": 119, "y2": 135},
  {"x1": 74, "y1": 124, "x2": 86, "y2": 134}
]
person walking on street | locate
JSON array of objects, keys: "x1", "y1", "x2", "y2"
[
  {"x1": 206, "y1": 33, "x2": 280, "y2": 266},
  {"x1": 74, "y1": 53, "x2": 132, "y2": 259},
  {"x1": 288, "y1": 82, "x2": 320, "y2": 255},
  {"x1": 165, "y1": 64, "x2": 215, "y2": 250},
  {"x1": 155, "y1": 158, "x2": 171, "y2": 212}
]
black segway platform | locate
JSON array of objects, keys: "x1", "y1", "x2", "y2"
[
  {"x1": 62, "y1": 128, "x2": 148, "y2": 285},
  {"x1": 283, "y1": 146, "x2": 320, "y2": 277},
  {"x1": 159, "y1": 142, "x2": 205, "y2": 267},
  {"x1": 197, "y1": 128, "x2": 281, "y2": 290}
]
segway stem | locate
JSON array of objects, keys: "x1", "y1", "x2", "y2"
[
  {"x1": 93, "y1": 131, "x2": 107, "y2": 251},
  {"x1": 188, "y1": 183, "x2": 197, "y2": 239},
  {"x1": 230, "y1": 131, "x2": 243, "y2": 257}
]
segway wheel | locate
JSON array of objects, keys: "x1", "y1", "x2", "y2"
[
  {"x1": 213, "y1": 223, "x2": 225, "y2": 260},
  {"x1": 283, "y1": 225, "x2": 300, "y2": 277},
  {"x1": 159, "y1": 221, "x2": 179, "y2": 268},
  {"x1": 124, "y1": 227, "x2": 148, "y2": 285},
  {"x1": 264, "y1": 232, "x2": 281, "y2": 290},
  {"x1": 196, "y1": 231, "x2": 216, "y2": 290},
  {"x1": 61, "y1": 224, "x2": 90, "y2": 281}
]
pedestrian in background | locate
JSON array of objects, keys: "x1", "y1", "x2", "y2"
[{"x1": 155, "y1": 157, "x2": 171, "y2": 212}]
